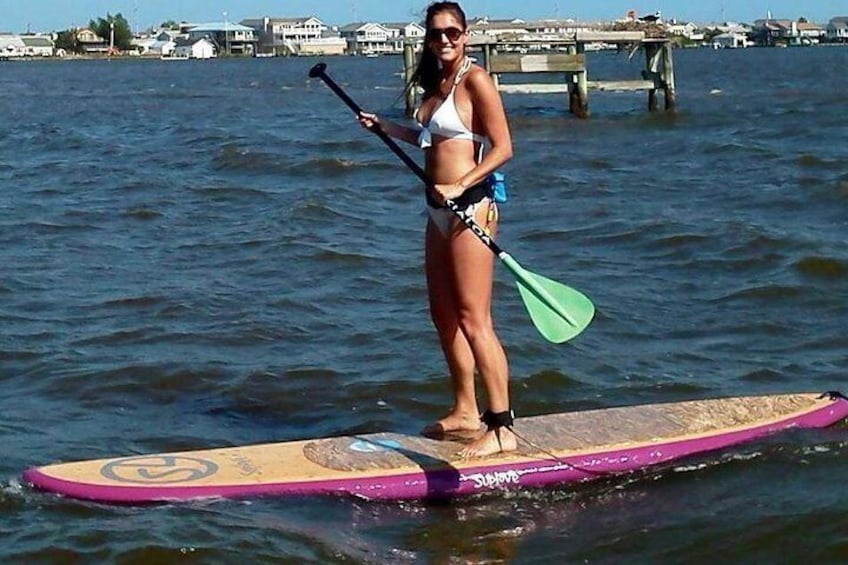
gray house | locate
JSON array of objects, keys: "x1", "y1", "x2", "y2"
[
  {"x1": 826, "y1": 17, "x2": 848, "y2": 42},
  {"x1": 21, "y1": 36, "x2": 55, "y2": 57},
  {"x1": 0, "y1": 35, "x2": 26, "y2": 57},
  {"x1": 0, "y1": 34, "x2": 54, "y2": 57},
  {"x1": 339, "y1": 22, "x2": 397, "y2": 55},
  {"x1": 241, "y1": 16, "x2": 346, "y2": 56},
  {"x1": 185, "y1": 22, "x2": 257, "y2": 55}
]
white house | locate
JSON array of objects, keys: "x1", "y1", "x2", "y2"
[
  {"x1": 296, "y1": 36, "x2": 347, "y2": 56},
  {"x1": 753, "y1": 19, "x2": 825, "y2": 45},
  {"x1": 796, "y1": 21, "x2": 826, "y2": 44},
  {"x1": 468, "y1": 17, "x2": 603, "y2": 42},
  {"x1": 525, "y1": 19, "x2": 606, "y2": 41},
  {"x1": 243, "y1": 16, "x2": 323, "y2": 43},
  {"x1": 241, "y1": 16, "x2": 346, "y2": 55},
  {"x1": 75, "y1": 28, "x2": 108, "y2": 53},
  {"x1": 400, "y1": 22, "x2": 426, "y2": 40},
  {"x1": 173, "y1": 37, "x2": 216, "y2": 59},
  {"x1": 384, "y1": 21, "x2": 425, "y2": 42},
  {"x1": 826, "y1": 17, "x2": 848, "y2": 42},
  {"x1": 150, "y1": 39, "x2": 177, "y2": 56},
  {"x1": 21, "y1": 36, "x2": 55, "y2": 56},
  {"x1": 339, "y1": 22, "x2": 397, "y2": 55},
  {"x1": 0, "y1": 35, "x2": 26, "y2": 57},
  {"x1": 713, "y1": 31, "x2": 749, "y2": 48},
  {"x1": 133, "y1": 35, "x2": 177, "y2": 56},
  {"x1": 185, "y1": 22, "x2": 257, "y2": 55},
  {"x1": 375, "y1": 22, "x2": 425, "y2": 52},
  {"x1": 665, "y1": 21, "x2": 705, "y2": 42},
  {"x1": 468, "y1": 17, "x2": 531, "y2": 39},
  {"x1": 156, "y1": 30, "x2": 182, "y2": 42},
  {"x1": 0, "y1": 35, "x2": 53, "y2": 57},
  {"x1": 131, "y1": 36, "x2": 156, "y2": 53}
]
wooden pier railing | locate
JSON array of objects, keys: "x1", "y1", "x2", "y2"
[{"x1": 403, "y1": 31, "x2": 675, "y2": 118}]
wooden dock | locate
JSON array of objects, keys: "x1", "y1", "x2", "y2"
[{"x1": 403, "y1": 31, "x2": 675, "y2": 118}]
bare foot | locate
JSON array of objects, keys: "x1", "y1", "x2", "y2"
[
  {"x1": 421, "y1": 411, "x2": 481, "y2": 439},
  {"x1": 457, "y1": 427, "x2": 517, "y2": 458}
]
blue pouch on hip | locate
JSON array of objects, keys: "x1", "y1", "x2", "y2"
[{"x1": 486, "y1": 171, "x2": 508, "y2": 203}]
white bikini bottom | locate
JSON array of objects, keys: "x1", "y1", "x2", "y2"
[{"x1": 427, "y1": 198, "x2": 496, "y2": 237}]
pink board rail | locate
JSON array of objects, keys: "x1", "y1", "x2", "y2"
[{"x1": 23, "y1": 392, "x2": 848, "y2": 503}]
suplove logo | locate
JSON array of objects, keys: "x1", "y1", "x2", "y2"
[{"x1": 465, "y1": 469, "x2": 521, "y2": 489}]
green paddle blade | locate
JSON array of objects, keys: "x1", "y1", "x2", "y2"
[{"x1": 501, "y1": 254, "x2": 595, "y2": 343}]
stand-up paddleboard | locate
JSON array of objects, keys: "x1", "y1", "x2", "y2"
[{"x1": 23, "y1": 392, "x2": 848, "y2": 503}]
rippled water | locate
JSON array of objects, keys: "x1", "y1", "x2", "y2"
[{"x1": 2, "y1": 47, "x2": 848, "y2": 562}]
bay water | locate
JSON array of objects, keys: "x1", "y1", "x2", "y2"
[{"x1": 2, "y1": 47, "x2": 847, "y2": 562}]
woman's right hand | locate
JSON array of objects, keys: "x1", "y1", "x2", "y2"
[{"x1": 357, "y1": 111, "x2": 380, "y2": 131}]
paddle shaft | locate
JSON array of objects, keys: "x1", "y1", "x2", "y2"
[{"x1": 309, "y1": 63, "x2": 506, "y2": 257}]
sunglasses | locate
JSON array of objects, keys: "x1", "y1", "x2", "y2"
[{"x1": 426, "y1": 26, "x2": 465, "y2": 42}]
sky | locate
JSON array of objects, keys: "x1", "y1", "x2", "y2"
[{"x1": 2, "y1": 0, "x2": 845, "y2": 34}]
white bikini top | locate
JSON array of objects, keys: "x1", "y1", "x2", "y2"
[{"x1": 416, "y1": 57, "x2": 488, "y2": 151}]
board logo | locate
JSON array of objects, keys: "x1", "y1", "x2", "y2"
[
  {"x1": 465, "y1": 469, "x2": 521, "y2": 489},
  {"x1": 349, "y1": 439, "x2": 401, "y2": 453},
  {"x1": 100, "y1": 455, "x2": 219, "y2": 484}
]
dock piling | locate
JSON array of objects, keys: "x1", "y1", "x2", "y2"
[{"x1": 403, "y1": 32, "x2": 676, "y2": 118}]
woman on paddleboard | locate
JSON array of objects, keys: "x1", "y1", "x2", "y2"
[{"x1": 358, "y1": 1, "x2": 515, "y2": 457}]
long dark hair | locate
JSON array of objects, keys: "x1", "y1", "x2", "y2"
[{"x1": 408, "y1": 2, "x2": 467, "y2": 99}]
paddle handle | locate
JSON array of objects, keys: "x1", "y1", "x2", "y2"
[{"x1": 308, "y1": 63, "x2": 505, "y2": 257}]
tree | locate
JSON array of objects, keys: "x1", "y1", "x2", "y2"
[
  {"x1": 160, "y1": 20, "x2": 180, "y2": 30},
  {"x1": 55, "y1": 29, "x2": 80, "y2": 53},
  {"x1": 703, "y1": 28, "x2": 724, "y2": 43},
  {"x1": 89, "y1": 13, "x2": 133, "y2": 51}
]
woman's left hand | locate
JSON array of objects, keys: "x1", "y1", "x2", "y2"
[
  {"x1": 357, "y1": 111, "x2": 380, "y2": 131},
  {"x1": 431, "y1": 182, "x2": 466, "y2": 207}
]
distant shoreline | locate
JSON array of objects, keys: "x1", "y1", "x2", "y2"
[{"x1": 2, "y1": 41, "x2": 846, "y2": 63}]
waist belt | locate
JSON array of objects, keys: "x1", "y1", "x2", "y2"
[{"x1": 427, "y1": 182, "x2": 488, "y2": 209}]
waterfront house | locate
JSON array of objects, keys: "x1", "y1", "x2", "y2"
[
  {"x1": 795, "y1": 21, "x2": 826, "y2": 43},
  {"x1": 155, "y1": 30, "x2": 183, "y2": 43},
  {"x1": 665, "y1": 21, "x2": 705, "y2": 42},
  {"x1": 752, "y1": 19, "x2": 791, "y2": 45},
  {"x1": 712, "y1": 30, "x2": 750, "y2": 48},
  {"x1": 826, "y1": 17, "x2": 848, "y2": 42},
  {"x1": 708, "y1": 23, "x2": 752, "y2": 48},
  {"x1": 184, "y1": 22, "x2": 257, "y2": 55},
  {"x1": 75, "y1": 28, "x2": 108, "y2": 53},
  {"x1": 241, "y1": 16, "x2": 346, "y2": 56},
  {"x1": 131, "y1": 36, "x2": 156, "y2": 53},
  {"x1": 468, "y1": 17, "x2": 605, "y2": 43},
  {"x1": 528, "y1": 19, "x2": 600, "y2": 37},
  {"x1": 0, "y1": 35, "x2": 26, "y2": 58},
  {"x1": 173, "y1": 37, "x2": 216, "y2": 59},
  {"x1": 383, "y1": 21, "x2": 425, "y2": 44},
  {"x1": 148, "y1": 39, "x2": 177, "y2": 57},
  {"x1": 295, "y1": 34, "x2": 347, "y2": 56},
  {"x1": 0, "y1": 34, "x2": 55, "y2": 58},
  {"x1": 339, "y1": 22, "x2": 397, "y2": 55},
  {"x1": 468, "y1": 17, "x2": 531, "y2": 39},
  {"x1": 752, "y1": 19, "x2": 825, "y2": 46},
  {"x1": 21, "y1": 35, "x2": 55, "y2": 57},
  {"x1": 132, "y1": 30, "x2": 179, "y2": 56}
]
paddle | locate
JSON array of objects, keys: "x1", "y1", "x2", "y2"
[{"x1": 308, "y1": 62, "x2": 594, "y2": 343}]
